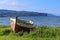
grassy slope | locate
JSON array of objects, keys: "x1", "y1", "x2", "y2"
[{"x1": 0, "y1": 26, "x2": 60, "y2": 40}]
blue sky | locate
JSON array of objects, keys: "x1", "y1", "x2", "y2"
[{"x1": 0, "y1": 0, "x2": 60, "y2": 16}]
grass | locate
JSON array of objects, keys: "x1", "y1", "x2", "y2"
[{"x1": 0, "y1": 25, "x2": 60, "y2": 40}]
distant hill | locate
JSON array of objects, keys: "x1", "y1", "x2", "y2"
[{"x1": 0, "y1": 10, "x2": 55, "y2": 17}]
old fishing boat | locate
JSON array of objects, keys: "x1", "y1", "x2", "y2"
[{"x1": 10, "y1": 17, "x2": 34, "y2": 32}]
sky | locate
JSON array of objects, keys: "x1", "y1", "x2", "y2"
[{"x1": 0, "y1": 0, "x2": 60, "y2": 16}]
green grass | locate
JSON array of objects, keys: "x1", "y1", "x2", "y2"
[{"x1": 0, "y1": 26, "x2": 60, "y2": 40}]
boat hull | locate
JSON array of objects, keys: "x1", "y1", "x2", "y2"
[{"x1": 10, "y1": 18, "x2": 34, "y2": 32}]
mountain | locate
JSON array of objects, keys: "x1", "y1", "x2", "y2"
[{"x1": 0, "y1": 10, "x2": 55, "y2": 17}]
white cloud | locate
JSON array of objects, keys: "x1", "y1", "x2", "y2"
[
  {"x1": 7, "y1": 2, "x2": 18, "y2": 6},
  {"x1": 0, "y1": 0, "x2": 28, "y2": 11},
  {"x1": 0, "y1": 0, "x2": 27, "y2": 7}
]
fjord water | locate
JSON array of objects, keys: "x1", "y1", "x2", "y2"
[{"x1": 0, "y1": 16, "x2": 60, "y2": 26}]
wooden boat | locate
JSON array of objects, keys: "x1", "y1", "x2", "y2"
[{"x1": 10, "y1": 17, "x2": 34, "y2": 32}]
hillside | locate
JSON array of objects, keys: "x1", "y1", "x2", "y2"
[{"x1": 0, "y1": 10, "x2": 55, "y2": 17}]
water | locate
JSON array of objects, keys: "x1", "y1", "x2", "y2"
[{"x1": 0, "y1": 16, "x2": 60, "y2": 26}]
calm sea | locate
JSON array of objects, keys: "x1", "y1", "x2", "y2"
[{"x1": 0, "y1": 16, "x2": 60, "y2": 26}]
